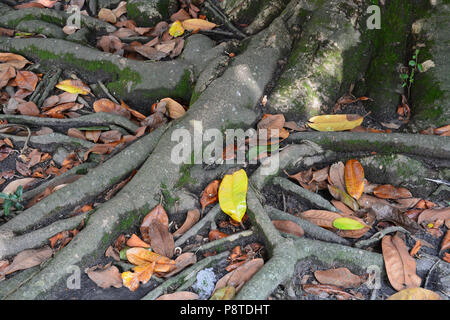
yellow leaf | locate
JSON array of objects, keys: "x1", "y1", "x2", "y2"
[
  {"x1": 307, "y1": 114, "x2": 363, "y2": 132},
  {"x1": 169, "y1": 20, "x2": 185, "y2": 37},
  {"x1": 181, "y1": 19, "x2": 217, "y2": 31},
  {"x1": 332, "y1": 217, "x2": 367, "y2": 230},
  {"x1": 387, "y1": 287, "x2": 442, "y2": 300},
  {"x1": 218, "y1": 169, "x2": 248, "y2": 223},
  {"x1": 55, "y1": 79, "x2": 91, "y2": 95}
]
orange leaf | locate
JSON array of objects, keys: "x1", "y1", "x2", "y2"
[
  {"x1": 344, "y1": 159, "x2": 365, "y2": 200},
  {"x1": 200, "y1": 180, "x2": 220, "y2": 210},
  {"x1": 208, "y1": 230, "x2": 229, "y2": 241},
  {"x1": 373, "y1": 184, "x2": 412, "y2": 199},
  {"x1": 126, "y1": 234, "x2": 150, "y2": 248}
]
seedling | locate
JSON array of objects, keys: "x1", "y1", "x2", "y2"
[
  {"x1": 400, "y1": 48, "x2": 424, "y2": 98},
  {"x1": 0, "y1": 186, "x2": 24, "y2": 216}
]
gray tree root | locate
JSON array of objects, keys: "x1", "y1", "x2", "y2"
[
  {"x1": 0, "y1": 113, "x2": 139, "y2": 134},
  {"x1": 0, "y1": 37, "x2": 194, "y2": 112},
  {"x1": 0, "y1": 125, "x2": 167, "y2": 236},
  {"x1": 271, "y1": 177, "x2": 338, "y2": 212},
  {"x1": 287, "y1": 132, "x2": 450, "y2": 160},
  {"x1": 3, "y1": 15, "x2": 294, "y2": 299},
  {"x1": 0, "y1": 211, "x2": 89, "y2": 259}
]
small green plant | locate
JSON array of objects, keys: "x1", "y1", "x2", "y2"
[
  {"x1": 0, "y1": 186, "x2": 24, "y2": 216},
  {"x1": 400, "y1": 48, "x2": 424, "y2": 98}
]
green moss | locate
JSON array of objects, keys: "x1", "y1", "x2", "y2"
[
  {"x1": 175, "y1": 162, "x2": 197, "y2": 188},
  {"x1": 161, "y1": 183, "x2": 179, "y2": 208}
]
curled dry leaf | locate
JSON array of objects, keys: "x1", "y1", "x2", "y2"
[
  {"x1": 387, "y1": 287, "x2": 442, "y2": 300},
  {"x1": 1, "y1": 246, "x2": 52, "y2": 276},
  {"x1": 0, "y1": 53, "x2": 30, "y2": 71},
  {"x1": 148, "y1": 220, "x2": 175, "y2": 258},
  {"x1": 160, "y1": 97, "x2": 186, "y2": 119},
  {"x1": 15, "y1": 71, "x2": 38, "y2": 92},
  {"x1": 314, "y1": 267, "x2": 363, "y2": 288},
  {"x1": 2, "y1": 177, "x2": 36, "y2": 195},
  {"x1": 200, "y1": 180, "x2": 220, "y2": 210},
  {"x1": 344, "y1": 159, "x2": 365, "y2": 200},
  {"x1": 440, "y1": 230, "x2": 450, "y2": 252},
  {"x1": 156, "y1": 291, "x2": 198, "y2": 300},
  {"x1": 93, "y1": 98, "x2": 130, "y2": 119},
  {"x1": 373, "y1": 184, "x2": 413, "y2": 199},
  {"x1": 172, "y1": 208, "x2": 200, "y2": 237},
  {"x1": 331, "y1": 200, "x2": 354, "y2": 216},
  {"x1": 272, "y1": 220, "x2": 304, "y2": 238},
  {"x1": 140, "y1": 203, "x2": 169, "y2": 243},
  {"x1": 302, "y1": 283, "x2": 358, "y2": 300},
  {"x1": 382, "y1": 234, "x2": 422, "y2": 291},
  {"x1": 214, "y1": 258, "x2": 264, "y2": 292},
  {"x1": 328, "y1": 162, "x2": 346, "y2": 191},
  {"x1": 126, "y1": 234, "x2": 150, "y2": 248},
  {"x1": 297, "y1": 210, "x2": 342, "y2": 229},
  {"x1": 98, "y1": 8, "x2": 116, "y2": 24},
  {"x1": 85, "y1": 264, "x2": 123, "y2": 289}
]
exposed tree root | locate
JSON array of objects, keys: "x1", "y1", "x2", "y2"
[
  {"x1": 0, "y1": 113, "x2": 139, "y2": 134},
  {"x1": 0, "y1": 211, "x2": 89, "y2": 259},
  {"x1": 272, "y1": 177, "x2": 338, "y2": 212},
  {"x1": 287, "y1": 132, "x2": 450, "y2": 161},
  {"x1": 0, "y1": 132, "x2": 94, "y2": 151}
]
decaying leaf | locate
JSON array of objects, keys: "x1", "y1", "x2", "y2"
[
  {"x1": 314, "y1": 267, "x2": 363, "y2": 288},
  {"x1": 163, "y1": 252, "x2": 197, "y2": 278},
  {"x1": 382, "y1": 234, "x2": 422, "y2": 291},
  {"x1": 373, "y1": 184, "x2": 413, "y2": 199},
  {"x1": 181, "y1": 19, "x2": 217, "y2": 31},
  {"x1": 147, "y1": 220, "x2": 175, "y2": 258},
  {"x1": 172, "y1": 209, "x2": 200, "y2": 237},
  {"x1": 1, "y1": 246, "x2": 52, "y2": 276},
  {"x1": 126, "y1": 234, "x2": 150, "y2": 248},
  {"x1": 210, "y1": 286, "x2": 236, "y2": 300},
  {"x1": 200, "y1": 180, "x2": 220, "y2": 210},
  {"x1": 56, "y1": 79, "x2": 91, "y2": 95},
  {"x1": 417, "y1": 207, "x2": 450, "y2": 225},
  {"x1": 328, "y1": 184, "x2": 359, "y2": 211},
  {"x1": 298, "y1": 210, "x2": 342, "y2": 229},
  {"x1": 272, "y1": 220, "x2": 304, "y2": 237},
  {"x1": 209, "y1": 229, "x2": 229, "y2": 241},
  {"x1": 85, "y1": 264, "x2": 123, "y2": 289},
  {"x1": 214, "y1": 258, "x2": 264, "y2": 292},
  {"x1": 160, "y1": 97, "x2": 186, "y2": 119},
  {"x1": 140, "y1": 204, "x2": 169, "y2": 243}
]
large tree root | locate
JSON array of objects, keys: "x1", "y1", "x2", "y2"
[
  {"x1": 287, "y1": 132, "x2": 450, "y2": 161},
  {"x1": 2, "y1": 15, "x2": 294, "y2": 299}
]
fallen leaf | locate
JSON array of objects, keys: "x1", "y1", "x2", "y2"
[
  {"x1": 200, "y1": 180, "x2": 220, "y2": 210},
  {"x1": 148, "y1": 220, "x2": 175, "y2": 258},
  {"x1": 160, "y1": 97, "x2": 185, "y2": 119},
  {"x1": 314, "y1": 267, "x2": 363, "y2": 288},
  {"x1": 126, "y1": 234, "x2": 150, "y2": 248},
  {"x1": 85, "y1": 264, "x2": 123, "y2": 289},
  {"x1": 169, "y1": 20, "x2": 185, "y2": 37},
  {"x1": 214, "y1": 258, "x2": 264, "y2": 292},
  {"x1": 410, "y1": 240, "x2": 421, "y2": 256},
  {"x1": 302, "y1": 283, "x2": 358, "y2": 300},
  {"x1": 181, "y1": 19, "x2": 217, "y2": 31},
  {"x1": 172, "y1": 209, "x2": 200, "y2": 237},
  {"x1": 56, "y1": 79, "x2": 90, "y2": 95},
  {"x1": 0, "y1": 53, "x2": 31, "y2": 71},
  {"x1": 140, "y1": 204, "x2": 169, "y2": 243},
  {"x1": 15, "y1": 71, "x2": 38, "y2": 92},
  {"x1": 328, "y1": 161, "x2": 346, "y2": 192},
  {"x1": 297, "y1": 210, "x2": 342, "y2": 229},
  {"x1": 93, "y1": 98, "x2": 130, "y2": 119},
  {"x1": 1, "y1": 246, "x2": 52, "y2": 276},
  {"x1": 210, "y1": 286, "x2": 236, "y2": 300},
  {"x1": 208, "y1": 230, "x2": 229, "y2": 241},
  {"x1": 440, "y1": 230, "x2": 450, "y2": 252},
  {"x1": 272, "y1": 220, "x2": 304, "y2": 237},
  {"x1": 156, "y1": 291, "x2": 198, "y2": 300},
  {"x1": 2, "y1": 177, "x2": 36, "y2": 195},
  {"x1": 98, "y1": 8, "x2": 116, "y2": 24},
  {"x1": 328, "y1": 184, "x2": 359, "y2": 211},
  {"x1": 163, "y1": 252, "x2": 197, "y2": 278},
  {"x1": 373, "y1": 184, "x2": 412, "y2": 199},
  {"x1": 344, "y1": 159, "x2": 365, "y2": 200},
  {"x1": 307, "y1": 114, "x2": 364, "y2": 132},
  {"x1": 417, "y1": 207, "x2": 450, "y2": 225},
  {"x1": 218, "y1": 169, "x2": 248, "y2": 223},
  {"x1": 382, "y1": 234, "x2": 422, "y2": 291},
  {"x1": 332, "y1": 217, "x2": 368, "y2": 230}
]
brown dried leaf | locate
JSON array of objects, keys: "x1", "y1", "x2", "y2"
[
  {"x1": 160, "y1": 97, "x2": 185, "y2": 119},
  {"x1": 148, "y1": 220, "x2": 175, "y2": 259},
  {"x1": 440, "y1": 230, "x2": 450, "y2": 252},
  {"x1": 2, "y1": 246, "x2": 52, "y2": 276},
  {"x1": 272, "y1": 220, "x2": 304, "y2": 238},
  {"x1": 208, "y1": 230, "x2": 229, "y2": 241},
  {"x1": 126, "y1": 234, "x2": 150, "y2": 248},
  {"x1": 314, "y1": 267, "x2": 363, "y2": 288},
  {"x1": 156, "y1": 291, "x2": 198, "y2": 300},
  {"x1": 328, "y1": 161, "x2": 346, "y2": 191},
  {"x1": 163, "y1": 252, "x2": 197, "y2": 278},
  {"x1": 297, "y1": 210, "x2": 342, "y2": 229},
  {"x1": 417, "y1": 207, "x2": 450, "y2": 225},
  {"x1": 200, "y1": 180, "x2": 220, "y2": 210},
  {"x1": 140, "y1": 204, "x2": 169, "y2": 243},
  {"x1": 373, "y1": 184, "x2": 412, "y2": 199},
  {"x1": 172, "y1": 209, "x2": 200, "y2": 237},
  {"x1": 215, "y1": 258, "x2": 264, "y2": 292},
  {"x1": 382, "y1": 234, "x2": 421, "y2": 291},
  {"x1": 85, "y1": 264, "x2": 123, "y2": 289}
]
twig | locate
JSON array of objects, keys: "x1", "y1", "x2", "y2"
[
  {"x1": 0, "y1": 124, "x2": 31, "y2": 154},
  {"x1": 203, "y1": 0, "x2": 247, "y2": 39},
  {"x1": 354, "y1": 226, "x2": 410, "y2": 249},
  {"x1": 37, "y1": 68, "x2": 62, "y2": 109},
  {"x1": 97, "y1": 80, "x2": 119, "y2": 104}
]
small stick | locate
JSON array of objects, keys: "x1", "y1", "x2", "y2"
[{"x1": 97, "y1": 80, "x2": 119, "y2": 104}]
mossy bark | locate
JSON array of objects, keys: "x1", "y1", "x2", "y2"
[
  {"x1": 126, "y1": 0, "x2": 178, "y2": 27},
  {"x1": 409, "y1": 3, "x2": 450, "y2": 131},
  {"x1": 267, "y1": 0, "x2": 372, "y2": 121}
]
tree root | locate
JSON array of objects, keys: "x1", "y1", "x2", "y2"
[
  {"x1": 186, "y1": 229, "x2": 255, "y2": 254},
  {"x1": 354, "y1": 226, "x2": 410, "y2": 249},
  {"x1": 271, "y1": 177, "x2": 338, "y2": 212},
  {"x1": 0, "y1": 125, "x2": 167, "y2": 235},
  {"x1": 288, "y1": 132, "x2": 450, "y2": 161},
  {"x1": 0, "y1": 211, "x2": 89, "y2": 259},
  {"x1": 0, "y1": 113, "x2": 139, "y2": 134},
  {"x1": 141, "y1": 251, "x2": 230, "y2": 300}
]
